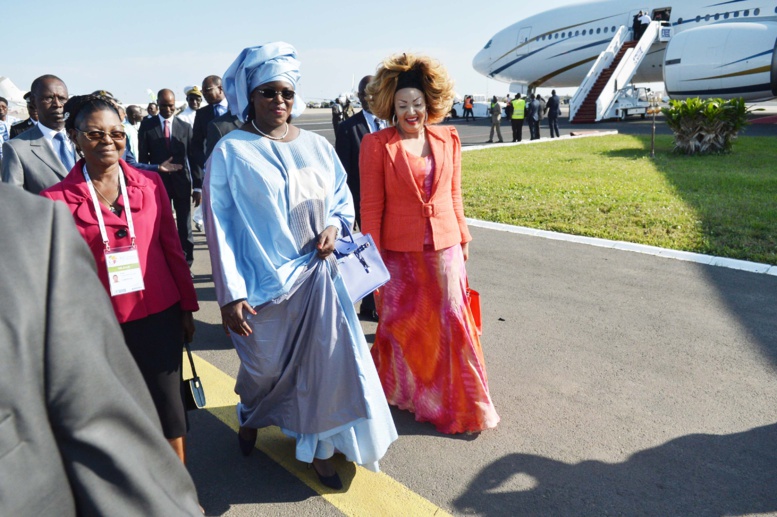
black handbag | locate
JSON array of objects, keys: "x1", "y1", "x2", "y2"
[
  {"x1": 183, "y1": 341, "x2": 206, "y2": 411},
  {"x1": 334, "y1": 225, "x2": 390, "y2": 303}
]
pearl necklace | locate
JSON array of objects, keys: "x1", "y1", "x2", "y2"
[{"x1": 251, "y1": 120, "x2": 289, "y2": 141}]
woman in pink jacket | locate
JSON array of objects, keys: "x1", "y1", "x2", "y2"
[
  {"x1": 42, "y1": 94, "x2": 198, "y2": 463},
  {"x1": 359, "y1": 54, "x2": 499, "y2": 434}
]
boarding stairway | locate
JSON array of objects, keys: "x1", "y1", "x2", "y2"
[{"x1": 570, "y1": 21, "x2": 664, "y2": 123}]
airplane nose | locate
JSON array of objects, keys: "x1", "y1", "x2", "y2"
[{"x1": 473, "y1": 47, "x2": 491, "y2": 77}]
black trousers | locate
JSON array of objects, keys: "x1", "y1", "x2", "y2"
[
  {"x1": 511, "y1": 118, "x2": 524, "y2": 142},
  {"x1": 548, "y1": 117, "x2": 560, "y2": 138},
  {"x1": 170, "y1": 194, "x2": 194, "y2": 266}
]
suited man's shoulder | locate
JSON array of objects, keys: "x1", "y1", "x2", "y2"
[
  {"x1": 338, "y1": 110, "x2": 367, "y2": 133},
  {"x1": 5, "y1": 123, "x2": 44, "y2": 147}
]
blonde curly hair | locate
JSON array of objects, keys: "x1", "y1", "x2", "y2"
[{"x1": 366, "y1": 53, "x2": 455, "y2": 126}]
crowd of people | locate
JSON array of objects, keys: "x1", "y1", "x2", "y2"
[{"x1": 0, "y1": 42, "x2": 501, "y2": 513}]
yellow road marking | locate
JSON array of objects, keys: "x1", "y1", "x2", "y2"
[{"x1": 185, "y1": 353, "x2": 452, "y2": 517}]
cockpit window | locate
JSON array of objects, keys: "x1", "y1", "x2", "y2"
[{"x1": 484, "y1": 39, "x2": 492, "y2": 49}]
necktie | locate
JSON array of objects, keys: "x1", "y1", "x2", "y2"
[
  {"x1": 54, "y1": 132, "x2": 74, "y2": 170},
  {"x1": 374, "y1": 119, "x2": 382, "y2": 132},
  {"x1": 164, "y1": 120, "x2": 171, "y2": 151}
]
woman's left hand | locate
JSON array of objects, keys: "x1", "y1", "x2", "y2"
[
  {"x1": 316, "y1": 225, "x2": 339, "y2": 259},
  {"x1": 461, "y1": 242, "x2": 469, "y2": 262},
  {"x1": 181, "y1": 311, "x2": 196, "y2": 343}
]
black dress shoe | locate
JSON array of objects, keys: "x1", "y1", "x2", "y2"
[
  {"x1": 238, "y1": 427, "x2": 257, "y2": 457},
  {"x1": 359, "y1": 309, "x2": 379, "y2": 322},
  {"x1": 310, "y1": 462, "x2": 343, "y2": 490}
]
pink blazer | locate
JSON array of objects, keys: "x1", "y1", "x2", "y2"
[
  {"x1": 41, "y1": 159, "x2": 198, "y2": 323},
  {"x1": 359, "y1": 125, "x2": 472, "y2": 252}
]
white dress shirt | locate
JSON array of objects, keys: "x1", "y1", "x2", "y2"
[{"x1": 36, "y1": 121, "x2": 77, "y2": 164}]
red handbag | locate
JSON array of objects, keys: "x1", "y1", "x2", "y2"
[{"x1": 466, "y1": 282, "x2": 483, "y2": 336}]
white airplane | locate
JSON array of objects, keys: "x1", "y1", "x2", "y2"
[{"x1": 473, "y1": 0, "x2": 777, "y2": 101}]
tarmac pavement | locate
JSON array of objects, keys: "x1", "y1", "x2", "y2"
[{"x1": 185, "y1": 217, "x2": 777, "y2": 515}]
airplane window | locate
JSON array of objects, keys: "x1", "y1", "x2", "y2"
[
  {"x1": 575, "y1": 30, "x2": 580, "y2": 36},
  {"x1": 723, "y1": 12, "x2": 729, "y2": 19},
  {"x1": 555, "y1": 33, "x2": 558, "y2": 39},
  {"x1": 705, "y1": 14, "x2": 711, "y2": 21},
  {"x1": 611, "y1": 26, "x2": 616, "y2": 32},
  {"x1": 596, "y1": 28, "x2": 601, "y2": 34},
  {"x1": 733, "y1": 12, "x2": 739, "y2": 18},
  {"x1": 582, "y1": 29, "x2": 586, "y2": 35},
  {"x1": 604, "y1": 27, "x2": 608, "y2": 33},
  {"x1": 714, "y1": 14, "x2": 720, "y2": 20},
  {"x1": 677, "y1": 18, "x2": 683, "y2": 24},
  {"x1": 744, "y1": 10, "x2": 749, "y2": 16},
  {"x1": 695, "y1": 15, "x2": 701, "y2": 22},
  {"x1": 754, "y1": 8, "x2": 760, "y2": 15},
  {"x1": 484, "y1": 39, "x2": 492, "y2": 49}
]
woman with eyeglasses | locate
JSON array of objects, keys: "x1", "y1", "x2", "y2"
[
  {"x1": 203, "y1": 43, "x2": 396, "y2": 490},
  {"x1": 41, "y1": 94, "x2": 199, "y2": 465},
  {"x1": 359, "y1": 53, "x2": 499, "y2": 434}
]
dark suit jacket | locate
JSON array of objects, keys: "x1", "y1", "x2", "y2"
[
  {"x1": 191, "y1": 103, "x2": 221, "y2": 181},
  {"x1": 205, "y1": 113, "x2": 241, "y2": 161},
  {"x1": 335, "y1": 111, "x2": 370, "y2": 226},
  {"x1": 10, "y1": 118, "x2": 35, "y2": 139},
  {"x1": 0, "y1": 184, "x2": 201, "y2": 516},
  {"x1": 546, "y1": 95, "x2": 561, "y2": 118},
  {"x1": 137, "y1": 116, "x2": 195, "y2": 197},
  {"x1": 1, "y1": 124, "x2": 69, "y2": 194}
]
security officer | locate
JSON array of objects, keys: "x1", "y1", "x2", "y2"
[{"x1": 510, "y1": 94, "x2": 526, "y2": 142}]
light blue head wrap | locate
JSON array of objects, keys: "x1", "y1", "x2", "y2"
[{"x1": 223, "y1": 42, "x2": 306, "y2": 122}]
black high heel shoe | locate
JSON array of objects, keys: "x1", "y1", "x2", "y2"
[
  {"x1": 309, "y1": 461, "x2": 343, "y2": 490},
  {"x1": 238, "y1": 427, "x2": 257, "y2": 457}
]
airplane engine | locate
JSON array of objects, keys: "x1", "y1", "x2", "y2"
[{"x1": 663, "y1": 22, "x2": 777, "y2": 101}]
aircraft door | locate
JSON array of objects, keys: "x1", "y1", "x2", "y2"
[{"x1": 516, "y1": 27, "x2": 532, "y2": 55}]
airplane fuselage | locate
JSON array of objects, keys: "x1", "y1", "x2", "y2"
[{"x1": 474, "y1": 1, "x2": 777, "y2": 100}]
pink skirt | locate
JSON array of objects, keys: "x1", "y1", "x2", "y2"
[{"x1": 371, "y1": 245, "x2": 499, "y2": 434}]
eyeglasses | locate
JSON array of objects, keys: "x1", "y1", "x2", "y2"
[
  {"x1": 77, "y1": 128, "x2": 127, "y2": 142},
  {"x1": 256, "y1": 88, "x2": 295, "y2": 100},
  {"x1": 202, "y1": 85, "x2": 221, "y2": 92}
]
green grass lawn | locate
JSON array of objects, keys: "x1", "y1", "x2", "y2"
[{"x1": 461, "y1": 134, "x2": 777, "y2": 265}]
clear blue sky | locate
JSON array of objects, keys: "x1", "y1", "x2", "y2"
[{"x1": 2, "y1": 0, "x2": 577, "y2": 105}]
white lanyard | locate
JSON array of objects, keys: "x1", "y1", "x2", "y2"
[{"x1": 83, "y1": 164, "x2": 135, "y2": 251}]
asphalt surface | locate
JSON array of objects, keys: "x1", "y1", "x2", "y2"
[{"x1": 184, "y1": 111, "x2": 777, "y2": 516}]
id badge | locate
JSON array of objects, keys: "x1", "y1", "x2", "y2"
[{"x1": 105, "y1": 246, "x2": 145, "y2": 297}]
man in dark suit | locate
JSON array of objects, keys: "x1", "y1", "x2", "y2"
[
  {"x1": 205, "y1": 111, "x2": 241, "y2": 159},
  {"x1": 191, "y1": 75, "x2": 229, "y2": 183},
  {"x1": 545, "y1": 89, "x2": 561, "y2": 138},
  {"x1": 10, "y1": 92, "x2": 37, "y2": 139},
  {"x1": 138, "y1": 88, "x2": 196, "y2": 265},
  {"x1": 2, "y1": 75, "x2": 77, "y2": 194},
  {"x1": 335, "y1": 75, "x2": 383, "y2": 321},
  {"x1": 0, "y1": 184, "x2": 202, "y2": 516}
]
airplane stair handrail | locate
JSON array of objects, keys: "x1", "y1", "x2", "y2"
[
  {"x1": 595, "y1": 20, "x2": 662, "y2": 121},
  {"x1": 569, "y1": 25, "x2": 629, "y2": 121}
]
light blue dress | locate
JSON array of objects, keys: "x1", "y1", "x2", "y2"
[{"x1": 203, "y1": 128, "x2": 397, "y2": 471}]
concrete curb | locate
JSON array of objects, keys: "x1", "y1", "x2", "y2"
[
  {"x1": 466, "y1": 218, "x2": 777, "y2": 276},
  {"x1": 462, "y1": 130, "x2": 620, "y2": 151}
]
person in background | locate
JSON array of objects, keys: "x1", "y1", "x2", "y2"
[
  {"x1": 537, "y1": 93, "x2": 546, "y2": 137},
  {"x1": 41, "y1": 94, "x2": 199, "y2": 465},
  {"x1": 335, "y1": 74, "x2": 384, "y2": 321},
  {"x1": 178, "y1": 86, "x2": 202, "y2": 127},
  {"x1": 528, "y1": 93, "x2": 541, "y2": 140},
  {"x1": 510, "y1": 93, "x2": 526, "y2": 142},
  {"x1": 203, "y1": 42, "x2": 397, "y2": 490},
  {"x1": 360, "y1": 52, "x2": 499, "y2": 434},
  {"x1": 10, "y1": 92, "x2": 38, "y2": 139},
  {"x1": 137, "y1": 88, "x2": 197, "y2": 266},
  {"x1": 191, "y1": 75, "x2": 228, "y2": 188},
  {"x1": 146, "y1": 102, "x2": 159, "y2": 118},
  {"x1": 545, "y1": 89, "x2": 561, "y2": 138},
  {"x1": 486, "y1": 95, "x2": 503, "y2": 143},
  {"x1": 463, "y1": 94, "x2": 475, "y2": 121},
  {"x1": 331, "y1": 97, "x2": 344, "y2": 131},
  {"x1": 2, "y1": 75, "x2": 77, "y2": 194},
  {"x1": 0, "y1": 183, "x2": 202, "y2": 516}
]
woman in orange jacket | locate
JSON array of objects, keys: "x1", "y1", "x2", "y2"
[{"x1": 359, "y1": 53, "x2": 499, "y2": 434}]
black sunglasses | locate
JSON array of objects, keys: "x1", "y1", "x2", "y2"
[
  {"x1": 77, "y1": 128, "x2": 127, "y2": 142},
  {"x1": 256, "y1": 88, "x2": 295, "y2": 100}
]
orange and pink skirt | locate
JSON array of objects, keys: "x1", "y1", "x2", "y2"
[{"x1": 371, "y1": 245, "x2": 499, "y2": 434}]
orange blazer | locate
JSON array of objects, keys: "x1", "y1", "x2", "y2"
[{"x1": 359, "y1": 125, "x2": 472, "y2": 252}]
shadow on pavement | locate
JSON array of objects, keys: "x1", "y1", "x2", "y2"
[{"x1": 454, "y1": 423, "x2": 777, "y2": 516}]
